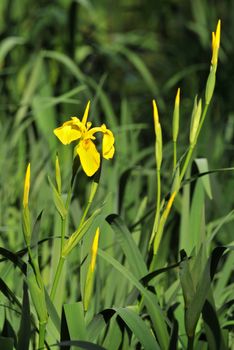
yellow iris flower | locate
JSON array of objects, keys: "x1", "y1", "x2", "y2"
[{"x1": 54, "y1": 102, "x2": 115, "y2": 176}]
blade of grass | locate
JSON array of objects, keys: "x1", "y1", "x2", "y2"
[
  {"x1": 117, "y1": 307, "x2": 160, "y2": 350},
  {"x1": 106, "y1": 214, "x2": 148, "y2": 278},
  {"x1": 98, "y1": 248, "x2": 169, "y2": 349}
]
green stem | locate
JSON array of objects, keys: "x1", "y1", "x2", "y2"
[
  {"x1": 79, "y1": 200, "x2": 93, "y2": 229},
  {"x1": 180, "y1": 103, "x2": 209, "y2": 183},
  {"x1": 60, "y1": 186, "x2": 72, "y2": 254},
  {"x1": 78, "y1": 181, "x2": 98, "y2": 230},
  {"x1": 65, "y1": 186, "x2": 72, "y2": 209},
  {"x1": 187, "y1": 336, "x2": 194, "y2": 350},
  {"x1": 195, "y1": 103, "x2": 209, "y2": 139},
  {"x1": 58, "y1": 186, "x2": 72, "y2": 282},
  {"x1": 149, "y1": 168, "x2": 161, "y2": 247},
  {"x1": 39, "y1": 321, "x2": 46, "y2": 349},
  {"x1": 50, "y1": 256, "x2": 65, "y2": 302},
  {"x1": 173, "y1": 141, "x2": 177, "y2": 171},
  {"x1": 149, "y1": 252, "x2": 158, "y2": 272},
  {"x1": 60, "y1": 218, "x2": 66, "y2": 256},
  {"x1": 179, "y1": 145, "x2": 194, "y2": 182},
  {"x1": 27, "y1": 245, "x2": 44, "y2": 291}
]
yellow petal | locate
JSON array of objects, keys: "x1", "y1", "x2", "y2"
[
  {"x1": 82, "y1": 101, "x2": 91, "y2": 125},
  {"x1": 54, "y1": 124, "x2": 82, "y2": 145},
  {"x1": 85, "y1": 126, "x2": 103, "y2": 139},
  {"x1": 102, "y1": 131, "x2": 115, "y2": 159},
  {"x1": 23, "y1": 163, "x2": 30, "y2": 208},
  {"x1": 76, "y1": 139, "x2": 100, "y2": 176}
]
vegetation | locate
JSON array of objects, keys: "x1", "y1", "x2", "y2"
[{"x1": 0, "y1": 1, "x2": 233, "y2": 349}]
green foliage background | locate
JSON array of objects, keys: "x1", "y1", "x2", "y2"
[{"x1": 0, "y1": 0, "x2": 233, "y2": 349}]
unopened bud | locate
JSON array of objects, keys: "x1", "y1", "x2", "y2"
[
  {"x1": 173, "y1": 88, "x2": 180, "y2": 142},
  {"x1": 190, "y1": 98, "x2": 202, "y2": 145}
]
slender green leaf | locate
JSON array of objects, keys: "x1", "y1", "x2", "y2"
[
  {"x1": 45, "y1": 288, "x2": 61, "y2": 333},
  {"x1": 0, "y1": 37, "x2": 25, "y2": 66},
  {"x1": 56, "y1": 340, "x2": 106, "y2": 350},
  {"x1": 42, "y1": 50, "x2": 85, "y2": 82},
  {"x1": 30, "y1": 211, "x2": 43, "y2": 260},
  {"x1": 63, "y1": 302, "x2": 87, "y2": 341},
  {"x1": 185, "y1": 247, "x2": 226, "y2": 336},
  {"x1": 87, "y1": 314, "x2": 106, "y2": 343},
  {"x1": 117, "y1": 307, "x2": 160, "y2": 350},
  {"x1": 0, "y1": 278, "x2": 22, "y2": 309},
  {"x1": 0, "y1": 337, "x2": 14, "y2": 350},
  {"x1": 106, "y1": 214, "x2": 148, "y2": 279},
  {"x1": 17, "y1": 283, "x2": 30, "y2": 350},
  {"x1": 15, "y1": 55, "x2": 43, "y2": 126},
  {"x1": 48, "y1": 175, "x2": 67, "y2": 219},
  {"x1": 195, "y1": 158, "x2": 212, "y2": 199},
  {"x1": 98, "y1": 249, "x2": 169, "y2": 349}
]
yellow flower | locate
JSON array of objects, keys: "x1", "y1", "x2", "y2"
[{"x1": 54, "y1": 102, "x2": 115, "y2": 176}]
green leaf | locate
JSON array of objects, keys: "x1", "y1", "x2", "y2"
[
  {"x1": 15, "y1": 55, "x2": 43, "y2": 126},
  {"x1": 114, "y1": 45, "x2": 160, "y2": 96},
  {"x1": 0, "y1": 278, "x2": 22, "y2": 309},
  {"x1": 141, "y1": 260, "x2": 182, "y2": 286},
  {"x1": 87, "y1": 75, "x2": 118, "y2": 128},
  {"x1": 0, "y1": 247, "x2": 26, "y2": 274},
  {"x1": 102, "y1": 315, "x2": 122, "y2": 350},
  {"x1": 195, "y1": 158, "x2": 212, "y2": 199},
  {"x1": 1, "y1": 317, "x2": 16, "y2": 347},
  {"x1": 106, "y1": 214, "x2": 148, "y2": 279},
  {"x1": 0, "y1": 36, "x2": 25, "y2": 66},
  {"x1": 26, "y1": 264, "x2": 48, "y2": 323},
  {"x1": 98, "y1": 249, "x2": 169, "y2": 349},
  {"x1": 117, "y1": 307, "x2": 160, "y2": 350},
  {"x1": 42, "y1": 50, "x2": 85, "y2": 81},
  {"x1": 30, "y1": 211, "x2": 43, "y2": 261},
  {"x1": 189, "y1": 180, "x2": 205, "y2": 252},
  {"x1": 48, "y1": 175, "x2": 67, "y2": 219},
  {"x1": 185, "y1": 247, "x2": 226, "y2": 337},
  {"x1": 63, "y1": 302, "x2": 87, "y2": 341},
  {"x1": 17, "y1": 283, "x2": 31, "y2": 350},
  {"x1": 57, "y1": 340, "x2": 106, "y2": 350},
  {"x1": 179, "y1": 255, "x2": 195, "y2": 308},
  {"x1": 45, "y1": 288, "x2": 61, "y2": 333},
  {"x1": 83, "y1": 262, "x2": 96, "y2": 312},
  {"x1": 202, "y1": 294, "x2": 226, "y2": 350},
  {"x1": 22, "y1": 206, "x2": 31, "y2": 245},
  {"x1": 0, "y1": 337, "x2": 14, "y2": 350},
  {"x1": 87, "y1": 314, "x2": 107, "y2": 343},
  {"x1": 62, "y1": 208, "x2": 101, "y2": 257}
]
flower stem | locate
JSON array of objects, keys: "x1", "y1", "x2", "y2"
[
  {"x1": 50, "y1": 256, "x2": 65, "y2": 302},
  {"x1": 187, "y1": 336, "x2": 194, "y2": 350},
  {"x1": 180, "y1": 103, "x2": 209, "y2": 182},
  {"x1": 195, "y1": 103, "x2": 209, "y2": 139},
  {"x1": 38, "y1": 321, "x2": 46, "y2": 349},
  {"x1": 60, "y1": 218, "x2": 66, "y2": 256},
  {"x1": 179, "y1": 145, "x2": 194, "y2": 182},
  {"x1": 79, "y1": 181, "x2": 98, "y2": 230},
  {"x1": 60, "y1": 185, "x2": 72, "y2": 253},
  {"x1": 149, "y1": 168, "x2": 161, "y2": 247},
  {"x1": 173, "y1": 141, "x2": 177, "y2": 172}
]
